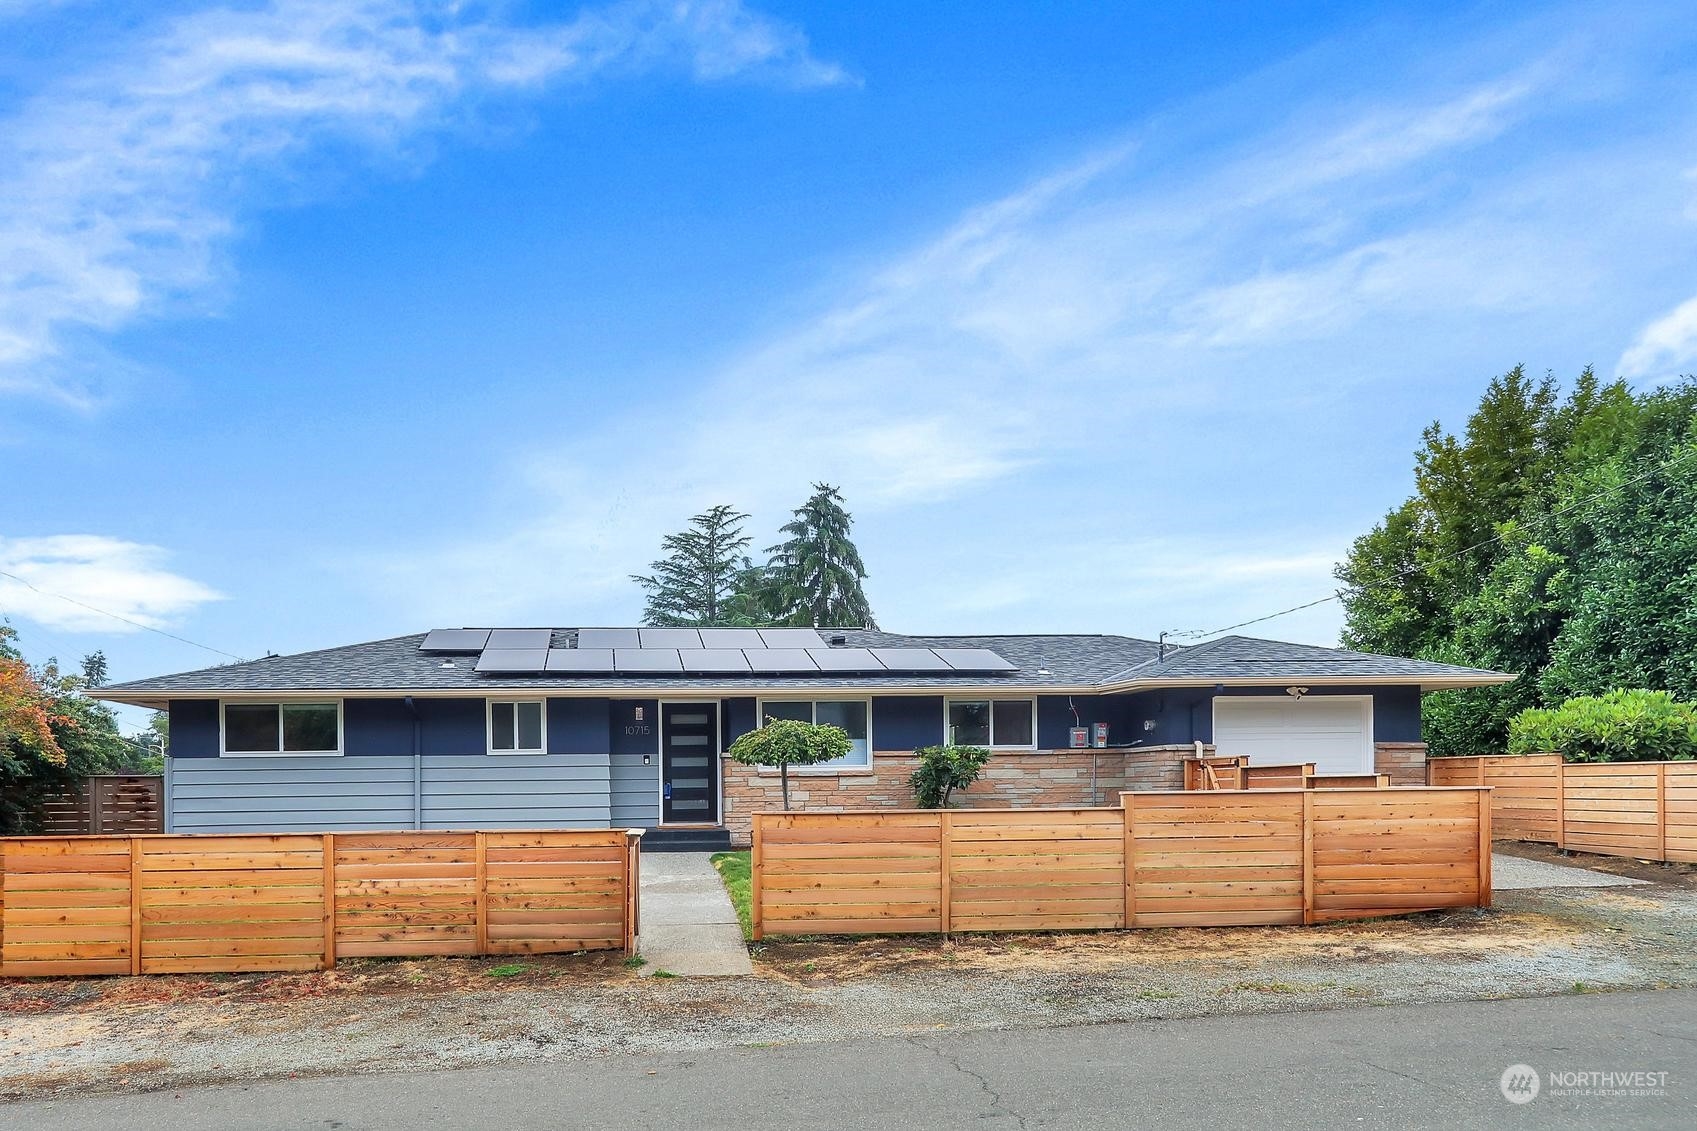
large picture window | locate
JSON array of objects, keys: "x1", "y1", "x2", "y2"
[
  {"x1": 489, "y1": 700, "x2": 546, "y2": 754},
  {"x1": 946, "y1": 698, "x2": 1036, "y2": 748},
  {"x1": 758, "y1": 699, "x2": 870, "y2": 767},
  {"x1": 222, "y1": 702, "x2": 341, "y2": 756}
]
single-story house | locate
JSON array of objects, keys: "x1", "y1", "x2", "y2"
[{"x1": 89, "y1": 627, "x2": 1513, "y2": 848}]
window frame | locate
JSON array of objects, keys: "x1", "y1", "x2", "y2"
[
  {"x1": 219, "y1": 700, "x2": 344, "y2": 758},
  {"x1": 754, "y1": 697, "x2": 874, "y2": 769},
  {"x1": 943, "y1": 697, "x2": 1038, "y2": 750},
  {"x1": 487, "y1": 698, "x2": 549, "y2": 756}
]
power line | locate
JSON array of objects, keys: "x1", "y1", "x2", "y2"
[
  {"x1": 0, "y1": 569, "x2": 247, "y2": 662},
  {"x1": 1164, "y1": 441, "x2": 1697, "y2": 644}
]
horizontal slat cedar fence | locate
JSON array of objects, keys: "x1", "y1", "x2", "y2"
[
  {"x1": 0, "y1": 829, "x2": 641, "y2": 978},
  {"x1": 1428, "y1": 756, "x2": 1697, "y2": 864},
  {"x1": 751, "y1": 789, "x2": 1490, "y2": 940},
  {"x1": 1243, "y1": 763, "x2": 1314, "y2": 789},
  {"x1": 37, "y1": 776, "x2": 163, "y2": 836}
]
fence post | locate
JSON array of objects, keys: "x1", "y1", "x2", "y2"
[
  {"x1": 1300, "y1": 792, "x2": 1315, "y2": 926},
  {"x1": 129, "y1": 838, "x2": 142, "y2": 976},
  {"x1": 939, "y1": 811, "x2": 952, "y2": 940},
  {"x1": 1658, "y1": 763, "x2": 1669, "y2": 863},
  {"x1": 474, "y1": 831, "x2": 489, "y2": 955},
  {"x1": 1477, "y1": 788, "x2": 1492, "y2": 907},
  {"x1": 750, "y1": 817, "x2": 764, "y2": 942},
  {"x1": 321, "y1": 833, "x2": 336, "y2": 970},
  {"x1": 1122, "y1": 800, "x2": 1136, "y2": 929},
  {"x1": 1555, "y1": 759, "x2": 1566, "y2": 850}
]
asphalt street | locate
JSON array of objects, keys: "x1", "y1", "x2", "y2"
[{"x1": 8, "y1": 989, "x2": 1694, "y2": 1129}]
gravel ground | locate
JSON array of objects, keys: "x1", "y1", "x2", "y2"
[{"x1": 4, "y1": 858, "x2": 1695, "y2": 1104}]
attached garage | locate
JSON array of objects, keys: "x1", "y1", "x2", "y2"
[{"x1": 1212, "y1": 695, "x2": 1373, "y2": 775}]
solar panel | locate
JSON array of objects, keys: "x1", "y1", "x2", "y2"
[
  {"x1": 613, "y1": 649, "x2": 683, "y2": 672},
  {"x1": 475, "y1": 648, "x2": 549, "y2": 673},
  {"x1": 544, "y1": 648, "x2": 615, "y2": 672},
  {"x1": 696, "y1": 628, "x2": 766, "y2": 649},
  {"x1": 870, "y1": 647, "x2": 952, "y2": 671},
  {"x1": 757, "y1": 628, "x2": 827, "y2": 649},
  {"x1": 576, "y1": 628, "x2": 641, "y2": 650},
  {"x1": 932, "y1": 647, "x2": 1019, "y2": 672},
  {"x1": 805, "y1": 647, "x2": 884, "y2": 672},
  {"x1": 743, "y1": 648, "x2": 819, "y2": 673},
  {"x1": 678, "y1": 649, "x2": 753, "y2": 673},
  {"x1": 419, "y1": 628, "x2": 491, "y2": 652},
  {"x1": 638, "y1": 628, "x2": 702, "y2": 649},
  {"x1": 486, "y1": 628, "x2": 552, "y2": 650}
]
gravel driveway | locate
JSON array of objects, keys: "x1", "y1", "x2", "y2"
[{"x1": 3, "y1": 852, "x2": 1695, "y2": 1103}]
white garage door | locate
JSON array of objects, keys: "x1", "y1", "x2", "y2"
[{"x1": 1212, "y1": 696, "x2": 1373, "y2": 775}]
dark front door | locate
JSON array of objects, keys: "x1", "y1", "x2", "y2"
[{"x1": 661, "y1": 702, "x2": 719, "y2": 824}]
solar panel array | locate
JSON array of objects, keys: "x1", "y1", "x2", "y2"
[{"x1": 424, "y1": 627, "x2": 1018, "y2": 676}]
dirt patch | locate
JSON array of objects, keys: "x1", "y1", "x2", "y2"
[
  {"x1": 3, "y1": 880, "x2": 1694, "y2": 1105},
  {"x1": 1494, "y1": 840, "x2": 1697, "y2": 889}
]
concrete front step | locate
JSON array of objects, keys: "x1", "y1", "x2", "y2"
[{"x1": 642, "y1": 827, "x2": 734, "y2": 853}]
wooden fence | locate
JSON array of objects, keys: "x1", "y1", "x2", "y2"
[
  {"x1": 38, "y1": 776, "x2": 163, "y2": 836},
  {"x1": 1428, "y1": 755, "x2": 1697, "y2": 863},
  {"x1": 0, "y1": 829, "x2": 641, "y2": 978},
  {"x1": 750, "y1": 788, "x2": 1490, "y2": 939}
]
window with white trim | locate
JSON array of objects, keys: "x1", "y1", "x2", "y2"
[
  {"x1": 222, "y1": 702, "x2": 340, "y2": 756},
  {"x1": 759, "y1": 699, "x2": 870, "y2": 767},
  {"x1": 947, "y1": 699, "x2": 1036, "y2": 748},
  {"x1": 489, "y1": 700, "x2": 546, "y2": 754}
]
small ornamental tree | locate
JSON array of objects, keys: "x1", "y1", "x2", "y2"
[
  {"x1": 727, "y1": 717, "x2": 851, "y2": 810},
  {"x1": 909, "y1": 744, "x2": 991, "y2": 809}
]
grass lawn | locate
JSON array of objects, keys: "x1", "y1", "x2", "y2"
[{"x1": 710, "y1": 850, "x2": 752, "y2": 941}]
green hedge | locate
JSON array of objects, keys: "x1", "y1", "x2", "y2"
[{"x1": 1507, "y1": 689, "x2": 1697, "y2": 763}]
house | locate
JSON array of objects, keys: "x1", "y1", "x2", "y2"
[{"x1": 88, "y1": 627, "x2": 1513, "y2": 848}]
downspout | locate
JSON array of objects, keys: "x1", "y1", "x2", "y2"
[
  {"x1": 163, "y1": 751, "x2": 174, "y2": 834},
  {"x1": 403, "y1": 697, "x2": 423, "y2": 831}
]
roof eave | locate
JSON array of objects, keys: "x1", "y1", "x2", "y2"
[{"x1": 1096, "y1": 672, "x2": 1518, "y2": 694}]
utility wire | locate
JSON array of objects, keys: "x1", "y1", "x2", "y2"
[
  {"x1": 0, "y1": 569, "x2": 247, "y2": 662},
  {"x1": 1164, "y1": 442, "x2": 1697, "y2": 644}
]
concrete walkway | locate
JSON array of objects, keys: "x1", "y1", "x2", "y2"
[
  {"x1": 636, "y1": 852, "x2": 752, "y2": 977},
  {"x1": 1492, "y1": 851, "x2": 1649, "y2": 890}
]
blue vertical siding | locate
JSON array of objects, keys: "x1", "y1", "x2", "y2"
[
  {"x1": 723, "y1": 697, "x2": 757, "y2": 745},
  {"x1": 548, "y1": 697, "x2": 610, "y2": 753},
  {"x1": 415, "y1": 698, "x2": 486, "y2": 754},
  {"x1": 871, "y1": 696, "x2": 944, "y2": 750},
  {"x1": 168, "y1": 699, "x2": 219, "y2": 758},
  {"x1": 344, "y1": 698, "x2": 415, "y2": 756}
]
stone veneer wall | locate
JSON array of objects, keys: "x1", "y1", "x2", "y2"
[
  {"x1": 1374, "y1": 741, "x2": 1428, "y2": 786},
  {"x1": 719, "y1": 745, "x2": 1206, "y2": 848}
]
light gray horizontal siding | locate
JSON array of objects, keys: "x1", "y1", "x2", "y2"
[
  {"x1": 170, "y1": 756, "x2": 415, "y2": 833},
  {"x1": 167, "y1": 754, "x2": 614, "y2": 833},
  {"x1": 610, "y1": 753, "x2": 659, "y2": 825},
  {"x1": 421, "y1": 754, "x2": 610, "y2": 829}
]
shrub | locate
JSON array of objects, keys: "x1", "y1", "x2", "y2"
[
  {"x1": 909, "y1": 744, "x2": 991, "y2": 808},
  {"x1": 1507, "y1": 689, "x2": 1697, "y2": 763},
  {"x1": 726, "y1": 717, "x2": 851, "y2": 809}
]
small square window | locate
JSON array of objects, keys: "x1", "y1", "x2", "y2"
[{"x1": 490, "y1": 700, "x2": 545, "y2": 753}]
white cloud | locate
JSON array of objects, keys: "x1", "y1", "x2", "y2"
[
  {"x1": 0, "y1": 0, "x2": 845, "y2": 405},
  {"x1": 1617, "y1": 294, "x2": 1697, "y2": 381},
  {"x1": 0, "y1": 535, "x2": 223, "y2": 632}
]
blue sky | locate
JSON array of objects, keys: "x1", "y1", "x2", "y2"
[{"x1": 4, "y1": 0, "x2": 1697, "y2": 704}]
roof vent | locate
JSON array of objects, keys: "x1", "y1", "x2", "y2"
[
  {"x1": 440, "y1": 659, "x2": 456, "y2": 669},
  {"x1": 829, "y1": 634, "x2": 847, "y2": 646}
]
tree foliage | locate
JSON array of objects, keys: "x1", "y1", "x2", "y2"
[
  {"x1": 908, "y1": 744, "x2": 990, "y2": 809},
  {"x1": 1509, "y1": 690, "x2": 1697, "y2": 763},
  {"x1": 632, "y1": 505, "x2": 757, "y2": 626},
  {"x1": 633, "y1": 487, "x2": 877, "y2": 629},
  {"x1": 761, "y1": 483, "x2": 877, "y2": 628},
  {"x1": 1, "y1": 624, "x2": 159, "y2": 833},
  {"x1": 1338, "y1": 367, "x2": 1697, "y2": 755},
  {"x1": 726, "y1": 716, "x2": 851, "y2": 810}
]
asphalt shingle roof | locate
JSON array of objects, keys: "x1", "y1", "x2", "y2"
[{"x1": 91, "y1": 627, "x2": 1512, "y2": 705}]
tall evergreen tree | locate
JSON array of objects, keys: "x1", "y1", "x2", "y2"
[
  {"x1": 631, "y1": 505, "x2": 756, "y2": 626},
  {"x1": 763, "y1": 483, "x2": 876, "y2": 628}
]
